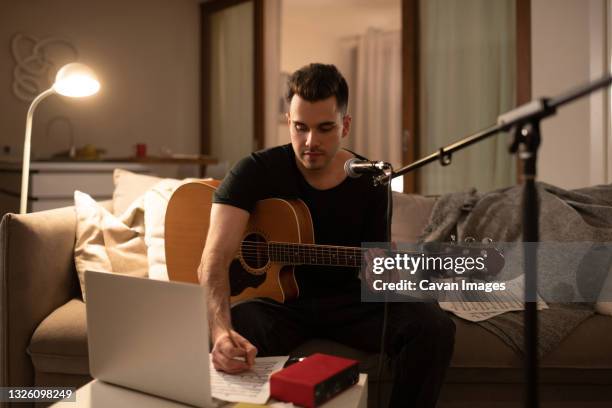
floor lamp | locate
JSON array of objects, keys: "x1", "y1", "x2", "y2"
[{"x1": 20, "y1": 62, "x2": 100, "y2": 214}]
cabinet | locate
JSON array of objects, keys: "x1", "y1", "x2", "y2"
[{"x1": 0, "y1": 161, "x2": 151, "y2": 215}]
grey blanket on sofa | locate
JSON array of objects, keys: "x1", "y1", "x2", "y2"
[{"x1": 420, "y1": 182, "x2": 612, "y2": 356}]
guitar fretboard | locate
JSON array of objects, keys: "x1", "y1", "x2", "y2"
[
  {"x1": 238, "y1": 241, "x2": 500, "y2": 274},
  {"x1": 268, "y1": 242, "x2": 363, "y2": 267}
]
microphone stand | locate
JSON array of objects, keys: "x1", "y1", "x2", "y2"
[{"x1": 375, "y1": 74, "x2": 612, "y2": 408}]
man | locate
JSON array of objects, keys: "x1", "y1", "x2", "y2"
[{"x1": 198, "y1": 63, "x2": 455, "y2": 407}]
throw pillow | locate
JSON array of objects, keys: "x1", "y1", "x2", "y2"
[
  {"x1": 144, "y1": 178, "x2": 191, "y2": 280},
  {"x1": 112, "y1": 168, "x2": 166, "y2": 215},
  {"x1": 74, "y1": 190, "x2": 149, "y2": 301}
]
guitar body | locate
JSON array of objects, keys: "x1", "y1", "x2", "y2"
[{"x1": 165, "y1": 181, "x2": 314, "y2": 304}]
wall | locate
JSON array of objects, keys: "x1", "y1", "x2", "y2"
[
  {"x1": 532, "y1": 0, "x2": 610, "y2": 188},
  {"x1": 0, "y1": 0, "x2": 200, "y2": 164}
]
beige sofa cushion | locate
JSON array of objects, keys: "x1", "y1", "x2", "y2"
[
  {"x1": 391, "y1": 192, "x2": 436, "y2": 243},
  {"x1": 543, "y1": 314, "x2": 612, "y2": 368},
  {"x1": 28, "y1": 299, "x2": 89, "y2": 376},
  {"x1": 450, "y1": 318, "x2": 520, "y2": 368}
]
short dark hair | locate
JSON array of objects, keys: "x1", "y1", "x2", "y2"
[{"x1": 286, "y1": 63, "x2": 349, "y2": 115}]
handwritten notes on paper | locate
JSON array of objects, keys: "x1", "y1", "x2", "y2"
[
  {"x1": 210, "y1": 355, "x2": 288, "y2": 404},
  {"x1": 439, "y1": 275, "x2": 548, "y2": 322}
]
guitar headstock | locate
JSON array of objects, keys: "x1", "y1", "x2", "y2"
[{"x1": 421, "y1": 238, "x2": 505, "y2": 279}]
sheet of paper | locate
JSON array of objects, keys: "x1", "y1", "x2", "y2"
[
  {"x1": 438, "y1": 275, "x2": 548, "y2": 322},
  {"x1": 210, "y1": 355, "x2": 289, "y2": 404}
]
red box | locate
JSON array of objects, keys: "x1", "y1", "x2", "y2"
[{"x1": 270, "y1": 353, "x2": 359, "y2": 407}]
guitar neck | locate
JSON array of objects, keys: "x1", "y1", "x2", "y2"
[
  {"x1": 268, "y1": 242, "x2": 363, "y2": 267},
  {"x1": 262, "y1": 242, "x2": 499, "y2": 273}
]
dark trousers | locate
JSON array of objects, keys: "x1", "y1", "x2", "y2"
[{"x1": 231, "y1": 291, "x2": 455, "y2": 408}]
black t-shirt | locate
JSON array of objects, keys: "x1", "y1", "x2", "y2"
[{"x1": 213, "y1": 144, "x2": 388, "y2": 298}]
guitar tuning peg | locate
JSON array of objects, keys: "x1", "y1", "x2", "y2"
[
  {"x1": 450, "y1": 234, "x2": 457, "y2": 244},
  {"x1": 482, "y1": 237, "x2": 493, "y2": 244},
  {"x1": 464, "y1": 236, "x2": 476, "y2": 244}
]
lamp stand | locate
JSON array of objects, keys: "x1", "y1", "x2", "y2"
[{"x1": 20, "y1": 88, "x2": 55, "y2": 214}]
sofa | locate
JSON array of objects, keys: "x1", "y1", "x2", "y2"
[{"x1": 2, "y1": 193, "x2": 612, "y2": 408}]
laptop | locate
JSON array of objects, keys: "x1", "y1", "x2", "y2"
[{"x1": 85, "y1": 270, "x2": 215, "y2": 407}]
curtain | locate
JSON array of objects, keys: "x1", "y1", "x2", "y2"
[
  {"x1": 420, "y1": 0, "x2": 517, "y2": 195},
  {"x1": 347, "y1": 29, "x2": 403, "y2": 172},
  {"x1": 210, "y1": 2, "x2": 254, "y2": 168}
]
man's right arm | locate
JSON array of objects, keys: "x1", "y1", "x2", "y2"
[{"x1": 197, "y1": 203, "x2": 257, "y2": 373}]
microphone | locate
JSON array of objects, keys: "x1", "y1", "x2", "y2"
[{"x1": 344, "y1": 158, "x2": 388, "y2": 178}]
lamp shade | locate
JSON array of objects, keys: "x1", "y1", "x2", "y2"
[{"x1": 53, "y1": 63, "x2": 100, "y2": 97}]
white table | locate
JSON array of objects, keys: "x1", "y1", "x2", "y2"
[{"x1": 52, "y1": 374, "x2": 368, "y2": 408}]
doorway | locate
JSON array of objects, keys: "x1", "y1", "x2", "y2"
[
  {"x1": 280, "y1": 0, "x2": 404, "y2": 190},
  {"x1": 200, "y1": 0, "x2": 264, "y2": 172}
]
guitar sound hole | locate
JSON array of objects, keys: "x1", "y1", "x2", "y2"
[{"x1": 241, "y1": 233, "x2": 269, "y2": 269}]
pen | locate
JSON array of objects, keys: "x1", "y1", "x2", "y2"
[{"x1": 227, "y1": 328, "x2": 248, "y2": 363}]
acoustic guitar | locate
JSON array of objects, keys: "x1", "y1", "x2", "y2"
[{"x1": 164, "y1": 181, "x2": 504, "y2": 304}]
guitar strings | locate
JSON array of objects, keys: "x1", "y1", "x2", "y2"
[
  {"x1": 240, "y1": 243, "x2": 359, "y2": 251},
  {"x1": 239, "y1": 242, "x2": 362, "y2": 255},
  {"x1": 239, "y1": 243, "x2": 361, "y2": 255},
  {"x1": 240, "y1": 243, "x2": 362, "y2": 254},
  {"x1": 239, "y1": 241, "x2": 362, "y2": 266},
  {"x1": 238, "y1": 242, "x2": 493, "y2": 268},
  {"x1": 239, "y1": 241, "x2": 486, "y2": 257}
]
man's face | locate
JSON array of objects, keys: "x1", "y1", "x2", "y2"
[{"x1": 287, "y1": 95, "x2": 351, "y2": 172}]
